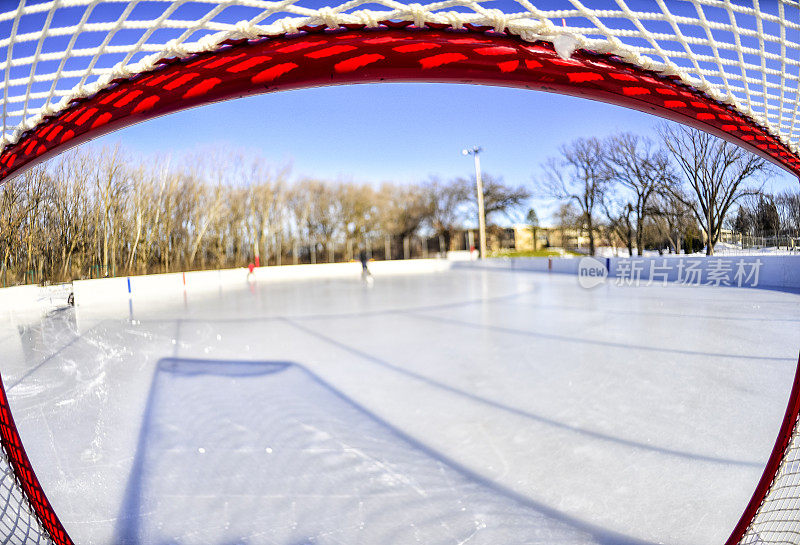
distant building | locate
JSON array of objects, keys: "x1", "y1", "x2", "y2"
[
  {"x1": 448, "y1": 225, "x2": 612, "y2": 255},
  {"x1": 513, "y1": 224, "x2": 599, "y2": 252},
  {"x1": 449, "y1": 227, "x2": 517, "y2": 253}
]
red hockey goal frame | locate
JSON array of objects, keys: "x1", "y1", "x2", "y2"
[
  {"x1": 0, "y1": 25, "x2": 798, "y2": 545},
  {"x1": 0, "y1": 374, "x2": 74, "y2": 545},
  {"x1": 1, "y1": 26, "x2": 798, "y2": 182}
]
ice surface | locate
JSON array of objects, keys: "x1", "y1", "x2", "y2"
[{"x1": 1, "y1": 268, "x2": 799, "y2": 545}]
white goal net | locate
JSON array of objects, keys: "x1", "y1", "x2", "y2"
[{"x1": 0, "y1": 455, "x2": 51, "y2": 545}]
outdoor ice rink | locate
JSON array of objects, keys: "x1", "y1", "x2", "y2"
[{"x1": 2, "y1": 266, "x2": 799, "y2": 545}]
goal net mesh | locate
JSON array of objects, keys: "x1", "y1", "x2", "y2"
[
  {"x1": 741, "y1": 408, "x2": 800, "y2": 545},
  {"x1": 0, "y1": 453, "x2": 51, "y2": 545}
]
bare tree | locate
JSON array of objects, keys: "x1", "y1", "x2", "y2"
[
  {"x1": 553, "y1": 202, "x2": 581, "y2": 250},
  {"x1": 303, "y1": 179, "x2": 340, "y2": 262},
  {"x1": 91, "y1": 147, "x2": 129, "y2": 277},
  {"x1": 603, "y1": 200, "x2": 634, "y2": 257},
  {"x1": 539, "y1": 137, "x2": 610, "y2": 255},
  {"x1": 125, "y1": 166, "x2": 150, "y2": 273},
  {"x1": 338, "y1": 182, "x2": 378, "y2": 259},
  {"x1": 776, "y1": 190, "x2": 800, "y2": 234},
  {"x1": 2, "y1": 143, "x2": 549, "y2": 285},
  {"x1": 378, "y1": 183, "x2": 431, "y2": 259},
  {"x1": 604, "y1": 133, "x2": 672, "y2": 255},
  {"x1": 53, "y1": 152, "x2": 91, "y2": 280},
  {"x1": 21, "y1": 166, "x2": 51, "y2": 283},
  {"x1": 649, "y1": 190, "x2": 695, "y2": 254},
  {"x1": 731, "y1": 203, "x2": 753, "y2": 235},
  {"x1": 525, "y1": 208, "x2": 539, "y2": 251},
  {"x1": 657, "y1": 124, "x2": 770, "y2": 255},
  {"x1": 247, "y1": 162, "x2": 288, "y2": 265},
  {"x1": 424, "y1": 177, "x2": 470, "y2": 253},
  {"x1": 0, "y1": 169, "x2": 36, "y2": 285},
  {"x1": 476, "y1": 174, "x2": 531, "y2": 221},
  {"x1": 754, "y1": 193, "x2": 780, "y2": 236}
]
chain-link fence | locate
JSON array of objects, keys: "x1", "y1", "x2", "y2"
[{"x1": 716, "y1": 231, "x2": 800, "y2": 256}]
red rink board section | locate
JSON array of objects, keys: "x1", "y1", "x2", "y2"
[
  {"x1": 0, "y1": 374, "x2": 74, "y2": 545},
  {"x1": 0, "y1": 26, "x2": 798, "y2": 183}
]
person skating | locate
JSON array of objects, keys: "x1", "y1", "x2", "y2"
[{"x1": 359, "y1": 249, "x2": 373, "y2": 284}]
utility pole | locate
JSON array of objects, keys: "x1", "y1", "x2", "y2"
[{"x1": 462, "y1": 146, "x2": 487, "y2": 259}]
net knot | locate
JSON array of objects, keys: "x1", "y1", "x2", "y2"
[
  {"x1": 443, "y1": 11, "x2": 464, "y2": 30},
  {"x1": 38, "y1": 102, "x2": 54, "y2": 119},
  {"x1": 164, "y1": 39, "x2": 189, "y2": 59},
  {"x1": 406, "y1": 4, "x2": 428, "y2": 28},
  {"x1": 485, "y1": 9, "x2": 508, "y2": 33},
  {"x1": 71, "y1": 83, "x2": 90, "y2": 100},
  {"x1": 111, "y1": 61, "x2": 134, "y2": 80},
  {"x1": 56, "y1": 95, "x2": 71, "y2": 110},
  {"x1": 516, "y1": 17, "x2": 556, "y2": 42},
  {"x1": 317, "y1": 7, "x2": 340, "y2": 30},
  {"x1": 196, "y1": 33, "x2": 221, "y2": 52},
  {"x1": 353, "y1": 9, "x2": 381, "y2": 28},
  {"x1": 10, "y1": 124, "x2": 27, "y2": 144},
  {"x1": 661, "y1": 60, "x2": 680, "y2": 77},
  {"x1": 280, "y1": 18, "x2": 301, "y2": 35},
  {"x1": 233, "y1": 20, "x2": 262, "y2": 40}
]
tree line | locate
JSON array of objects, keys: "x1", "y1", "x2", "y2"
[
  {"x1": 2, "y1": 124, "x2": 798, "y2": 287},
  {"x1": 537, "y1": 123, "x2": 799, "y2": 256},
  {"x1": 0, "y1": 147, "x2": 529, "y2": 286},
  {"x1": 732, "y1": 193, "x2": 800, "y2": 238}
]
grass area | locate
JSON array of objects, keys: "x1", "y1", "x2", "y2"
[{"x1": 490, "y1": 248, "x2": 582, "y2": 258}]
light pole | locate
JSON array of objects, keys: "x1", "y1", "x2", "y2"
[{"x1": 462, "y1": 146, "x2": 487, "y2": 259}]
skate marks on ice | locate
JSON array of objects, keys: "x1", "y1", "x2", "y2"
[
  {"x1": 284, "y1": 319, "x2": 762, "y2": 469},
  {"x1": 113, "y1": 358, "x2": 652, "y2": 545}
]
